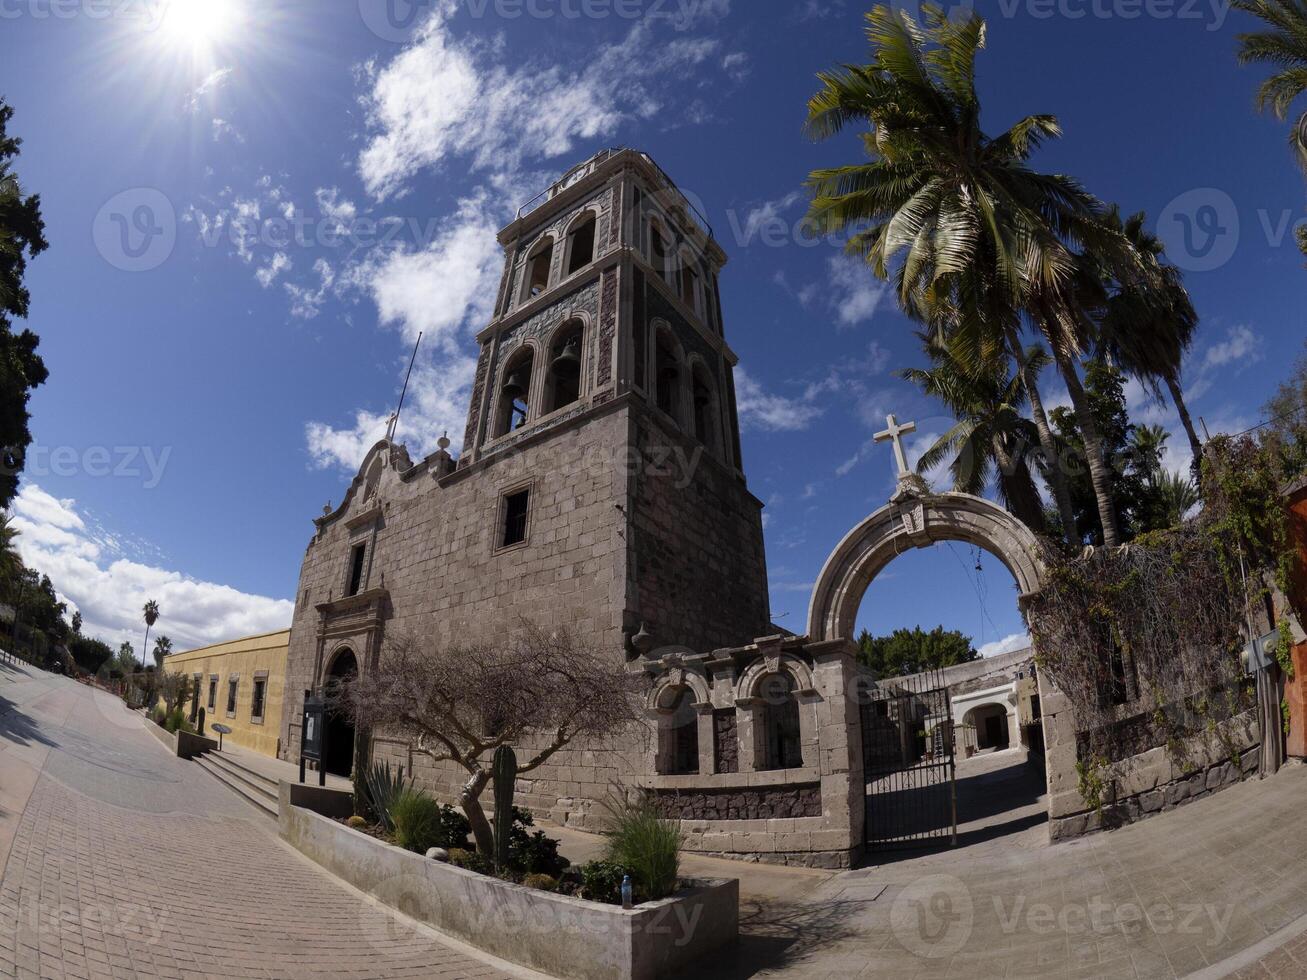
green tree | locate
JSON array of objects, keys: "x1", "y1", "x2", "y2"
[
  {"x1": 901, "y1": 336, "x2": 1049, "y2": 533},
  {"x1": 68, "y1": 634, "x2": 112, "y2": 675},
  {"x1": 1263, "y1": 340, "x2": 1307, "y2": 472},
  {"x1": 70, "y1": 609, "x2": 81, "y2": 635},
  {"x1": 1235, "y1": 0, "x2": 1307, "y2": 249},
  {"x1": 1095, "y1": 208, "x2": 1204, "y2": 470},
  {"x1": 111, "y1": 640, "x2": 137, "y2": 676},
  {"x1": 0, "y1": 100, "x2": 49, "y2": 510},
  {"x1": 856, "y1": 626, "x2": 979, "y2": 677},
  {"x1": 152, "y1": 633, "x2": 172, "y2": 670},
  {"x1": 0, "y1": 511, "x2": 19, "y2": 587},
  {"x1": 804, "y1": 4, "x2": 1147, "y2": 546},
  {"x1": 141, "y1": 599, "x2": 159, "y2": 670}
]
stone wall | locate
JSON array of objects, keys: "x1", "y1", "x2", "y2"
[{"x1": 651, "y1": 783, "x2": 822, "y2": 822}]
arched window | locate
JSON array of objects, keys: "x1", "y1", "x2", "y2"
[
  {"x1": 658, "y1": 686, "x2": 700, "y2": 775},
  {"x1": 522, "y1": 238, "x2": 554, "y2": 301},
  {"x1": 654, "y1": 328, "x2": 680, "y2": 423},
  {"x1": 565, "y1": 213, "x2": 596, "y2": 276},
  {"x1": 691, "y1": 364, "x2": 717, "y2": 452},
  {"x1": 495, "y1": 348, "x2": 534, "y2": 437},
  {"x1": 760, "y1": 672, "x2": 803, "y2": 770},
  {"x1": 545, "y1": 320, "x2": 584, "y2": 414}
]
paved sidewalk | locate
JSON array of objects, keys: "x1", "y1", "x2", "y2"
[{"x1": 0, "y1": 661, "x2": 523, "y2": 980}]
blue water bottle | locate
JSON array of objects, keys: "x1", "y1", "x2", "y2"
[{"x1": 620, "y1": 874, "x2": 634, "y2": 909}]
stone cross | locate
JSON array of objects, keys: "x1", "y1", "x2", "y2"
[{"x1": 874, "y1": 414, "x2": 918, "y2": 479}]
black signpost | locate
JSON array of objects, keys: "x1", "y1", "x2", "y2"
[{"x1": 300, "y1": 689, "x2": 326, "y2": 786}]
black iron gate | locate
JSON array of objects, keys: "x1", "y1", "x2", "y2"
[{"x1": 861, "y1": 666, "x2": 958, "y2": 848}]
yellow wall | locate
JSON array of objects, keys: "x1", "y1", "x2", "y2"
[{"x1": 164, "y1": 629, "x2": 290, "y2": 758}]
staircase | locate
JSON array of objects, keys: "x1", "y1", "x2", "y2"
[{"x1": 194, "y1": 749, "x2": 280, "y2": 819}]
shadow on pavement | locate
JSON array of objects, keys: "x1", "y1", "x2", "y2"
[
  {"x1": 680, "y1": 897, "x2": 864, "y2": 979},
  {"x1": 0, "y1": 690, "x2": 56, "y2": 751}
]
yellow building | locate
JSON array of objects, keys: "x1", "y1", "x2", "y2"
[{"x1": 164, "y1": 629, "x2": 290, "y2": 758}]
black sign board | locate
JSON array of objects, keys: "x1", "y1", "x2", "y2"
[{"x1": 299, "y1": 689, "x2": 326, "y2": 786}]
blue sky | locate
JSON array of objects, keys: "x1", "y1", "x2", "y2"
[{"x1": 1, "y1": 0, "x2": 1303, "y2": 653}]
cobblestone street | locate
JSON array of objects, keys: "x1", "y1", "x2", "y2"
[{"x1": 0, "y1": 661, "x2": 520, "y2": 980}]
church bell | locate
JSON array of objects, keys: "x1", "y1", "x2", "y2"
[
  {"x1": 551, "y1": 334, "x2": 582, "y2": 378},
  {"x1": 502, "y1": 367, "x2": 530, "y2": 401}
]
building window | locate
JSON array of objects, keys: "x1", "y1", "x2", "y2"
[
  {"x1": 251, "y1": 676, "x2": 267, "y2": 723},
  {"x1": 208, "y1": 676, "x2": 217, "y2": 711},
  {"x1": 691, "y1": 365, "x2": 716, "y2": 451},
  {"x1": 680, "y1": 263, "x2": 698, "y2": 312},
  {"x1": 523, "y1": 238, "x2": 554, "y2": 300},
  {"x1": 347, "y1": 543, "x2": 366, "y2": 597},
  {"x1": 226, "y1": 677, "x2": 239, "y2": 716},
  {"x1": 760, "y1": 673, "x2": 803, "y2": 770},
  {"x1": 501, "y1": 488, "x2": 530, "y2": 548},
  {"x1": 495, "y1": 348, "x2": 534, "y2": 437},
  {"x1": 658, "y1": 687, "x2": 700, "y2": 775},
  {"x1": 654, "y1": 329, "x2": 680, "y2": 422},
  {"x1": 650, "y1": 223, "x2": 672, "y2": 286},
  {"x1": 545, "y1": 321, "x2": 584, "y2": 415},
  {"x1": 189, "y1": 675, "x2": 201, "y2": 723},
  {"x1": 566, "y1": 214, "x2": 596, "y2": 275}
]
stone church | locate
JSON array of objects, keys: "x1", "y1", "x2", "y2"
[{"x1": 278, "y1": 148, "x2": 1268, "y2": 870}]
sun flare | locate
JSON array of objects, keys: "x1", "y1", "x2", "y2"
[{"x1": 157, "y1": 0, "x2": 243, "y2": 50}]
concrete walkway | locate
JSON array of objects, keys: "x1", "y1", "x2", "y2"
[{"x1": 0, "y1": 660, "x2": 527, "y2": 980}]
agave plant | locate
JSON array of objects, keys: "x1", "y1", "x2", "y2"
[{"x1": 364, "y1": 760, "x2": 409, "y2": 833}]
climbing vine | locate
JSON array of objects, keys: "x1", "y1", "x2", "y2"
[{"x1": 1026, "y1": 433, "x2": 1301, "y2": 801}]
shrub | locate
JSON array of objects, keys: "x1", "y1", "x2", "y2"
[
  {"x1": 434, "y1": 804, "x2": 471, "y2": 850},
  {"x1": 447, "y1": 848, "x2": 492, "y2": 875},
  {"x1": 603, "y1": 799, "x2": 682, "y2": 901},
  {"x1": 389, "y1": 788, "x2": 442, "y2": 853},
  {"x1": 346, "y1": 815, "x2": 368, "y2": 830},
  {"x1": 522, "y1": 873, "x2": 557, "y2": 892},
  {"x1": 579, "y1": 860, "x2": 630, "y2": 905},
  {"x1": 365, "y1": 761, "x2": 409, "y2": 833},
  {"x1": 163, "y1": 708, "x2": 191, "y2": 734},
  {"x1": 517, "y1": 830, "x2": 567, "y2": 876}
]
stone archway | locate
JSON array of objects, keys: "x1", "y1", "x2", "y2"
[
  {"x1": 322, "y1": 648, "x2": 358, "y2": 778},
  {"x1": 806, "y1": 490, "x2": 1047, "y2": 644}
]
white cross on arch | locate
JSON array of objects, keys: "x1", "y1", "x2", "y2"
[{"x1": 874, "y1": 414, "x2": 918, "y2": 478}]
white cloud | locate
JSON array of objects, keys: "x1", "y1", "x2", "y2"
[
  {"x1": 722, "y1": 51, "x2": 750, "y2": 82},
  {"x1": 9, "y1": 484, "x2": 293, "y2": 652},
  {"x1": 1201, "y1": 324, "x2": 1261, "y2": 372},
  {"x1": 305, "y1": 191, "x2": 503, "y2": 469},
  {"x1": 740, "y1": 190, "x2": 803, "y2": 243},
  {"x1": 255, "y1": 251, "x2": 292, "y2": 288},
  {"x1": 185, "y1": 67, "x2": 233, "y2": 112},
  {"x1": 284, "y1": 258, "x2": 336, "y2": 319},
  {"x1": 978, "y1": 632, "x2": 1031, "y2": 659},
  {"x1": 827, "y1": 256, "x2": 886, "y2": 327},
  {"x1": 357, "y1": 3, "x2": 722, "y2": 199},
  {"x1": 735, "y1": 368, "x2": 823, "y2": 432},
  {"x1": 211, "y1": 118, "x2": 244, "y2": 144}
]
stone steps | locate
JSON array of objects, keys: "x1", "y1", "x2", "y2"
[{"x1": 194, "y1": 751, "x2": 279, "y2": 819}]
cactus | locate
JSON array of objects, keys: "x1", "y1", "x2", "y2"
[
  {"x1": 492, "y1": 744, "x2": 517, "y2": 871},
  {"x1": 197, "y1": 706, "x2": 206, "y2": 735}
]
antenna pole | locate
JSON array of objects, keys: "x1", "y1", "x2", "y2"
[{"x1": 388, "y1": 332, "x2": 423, "y2": 442}]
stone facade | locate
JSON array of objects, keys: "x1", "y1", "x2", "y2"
[{"x1": 280, "y1": 149, "x2": 771, "y2": 830}]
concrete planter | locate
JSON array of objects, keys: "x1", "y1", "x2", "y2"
[
  {"x1": 144, "y1": 718, "x2": 217, "y2": 759},
  {"x1": 278, "y1": 788, "x2": 738, "y2": 980}
]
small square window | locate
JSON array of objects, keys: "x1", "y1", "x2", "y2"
[{"x1": 501, "y1": 489, "x2": 530, "y2": 548}]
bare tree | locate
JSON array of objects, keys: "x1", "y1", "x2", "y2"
[{"x1": 342, "y1": 622, "x2": 642, "y2": 855}]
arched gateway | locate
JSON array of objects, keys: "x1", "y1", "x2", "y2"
[{"x1": 807, "y1": 490, "x2": 1048, "y2": 643}]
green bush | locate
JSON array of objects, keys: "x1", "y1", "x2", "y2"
[
  {"x1": 365, "y1": 761, "x2": 409, "y2": 834},
  {"x1": 517, "y1": 829, "x2": 567, "y2": 876},
  {"x1": 579, "y1": 860, "x2": 630, "y2": 904},
  {"x1": 522, "y1": 873, "x2": 557, "y2": 892},
  {"x1": 603, "y1": 799, "x2": 682, "y2": 901},
  {"x1": 346, "y1": 815, "x2": 368, "y2": 830},
  {"x1": 389, "y1": 788, "x2": 442, "y2": 853},
  {"x1": 433, "y1": 804, "x2": 471, "y2": 850},
  {"x1": 447, "y1": 848, "x2": 492, "y2": 875},
  {"x1": 163, "y1": 708, "x2": 192, "y2": 734}
]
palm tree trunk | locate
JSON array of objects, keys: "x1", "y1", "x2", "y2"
[
  {"x1": 1005, "y1": 326, "x2": 1078, "y2": 543},
  {"x1": 141, "y1": 624, "x2": 151, "y2": 672},
  {"x1": 993, "y1": 436, "x2": 1048, "y2": 535},
  {"x1": 1053, "y1": 348, "x2": 1124, "y2": 548},
  {"x1": 1164, "y1": 372, "x2": 1204, "y2": 475}
]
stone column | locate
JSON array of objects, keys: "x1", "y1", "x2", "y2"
[{"x1": 807, "y1": 637, "x2": 865, "y2": 864}]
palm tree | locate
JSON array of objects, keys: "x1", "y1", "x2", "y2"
[
  {"x1": 804, "y1": 4, "x2": 1139, "y2": 545},
  {"x1": 1096, "y1": 209, "x2": 1204, "y2": 470},
  {"x1": 1153, "y1": 470, "x2": 1200, "y2": 528},
  {"x1": 0, "y1": 512, "x2": 20, "y2": 585},
  {"x1": 152, "y1": 634, "x2": 172, "y2": 671},
  {"x1": 1235, "y1": 0, "x2": 1307, "y2": 185},
  {"x1": 141, "y1": 599, "x2": 159, "y2": 671},
  {"x1": 901, "y1": 336, "x2": 1050, "y2": 533}
]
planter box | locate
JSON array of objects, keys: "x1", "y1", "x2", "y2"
[
  {"x1": 144, "y1": 719, "x2": 218, "y2": 760},
  {"x1": 278, "y1": 788, "x2": 738, "y2": 980}
]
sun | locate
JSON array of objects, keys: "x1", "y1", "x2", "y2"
[{"x1": 156, "y1": 0, "x2": 243, "y2": 50}]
